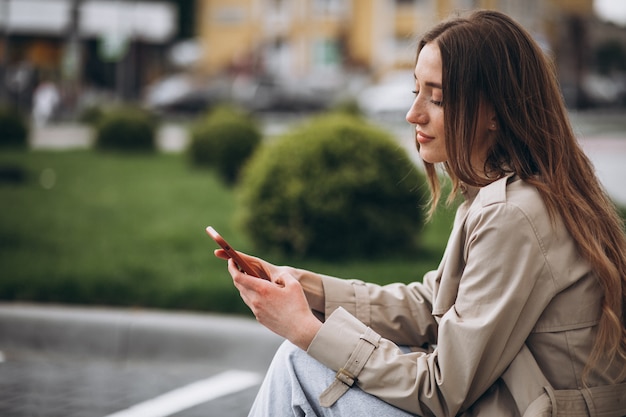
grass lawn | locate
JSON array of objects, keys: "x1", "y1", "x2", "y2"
[{"x1": 0, "y1": 150, "x2": 454, "y2": 315}]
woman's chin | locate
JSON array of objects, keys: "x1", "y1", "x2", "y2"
[{"x1": 418, "y1": 150, "x2": 446, "y2": 164}]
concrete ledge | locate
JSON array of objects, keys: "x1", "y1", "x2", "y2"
[{"x1": 0, "y1": 303, "x2": 283, "y2": 367}]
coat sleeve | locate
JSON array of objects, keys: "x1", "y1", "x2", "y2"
[
  {"x1": 307, "y1": 201, "x2": 555, "y2": 416},
  {"x1": 319, "y1": 271, "x2": 439, "y2": 347}
]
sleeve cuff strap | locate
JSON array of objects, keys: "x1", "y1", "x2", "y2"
[{"x1": 318, "y1": 326, "x2": 381, "y2": 407}]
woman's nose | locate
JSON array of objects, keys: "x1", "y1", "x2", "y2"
[{"x1": 406, "y1": 100, "x2": 427, "y2": 125}]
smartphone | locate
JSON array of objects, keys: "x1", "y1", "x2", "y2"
[{"x1": 205, "y1": 226, "x2": 270, "y2": 280}]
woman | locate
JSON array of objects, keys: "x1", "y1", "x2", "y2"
[{"x1": 215, "y1": 10, "x2": 626, "y2": 416}]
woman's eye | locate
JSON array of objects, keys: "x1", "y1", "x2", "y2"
[{"x1": 412, "y1": 89, "x2": 443, "y2": 106}]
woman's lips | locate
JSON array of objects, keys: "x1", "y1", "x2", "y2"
[{"x1": 416, "y1": 131, "x2": 434, "y2": 144}]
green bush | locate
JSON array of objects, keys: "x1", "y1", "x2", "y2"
[
  {"x1": 188, "y1": 105, "x2": 262, "y2": 184},
  {"x1": 94, "y1": 106, "x2": 157, "y2": 152},
  {"x1": 0, "y1": 105, "x2": 29, "y2": 149},
  {"x1": 331, "y1": 97, "x2": 364, "y2": 118},
  {"x1": 236, "y1": 113, "x2": 427, "y2": 259},
  {"x1": 78, "y1": 104, "x2": 105, "y2": 126}
]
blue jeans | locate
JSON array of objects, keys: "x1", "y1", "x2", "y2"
[{"x1": 248, "y1": 341, "x2": 417, "y2": 417}]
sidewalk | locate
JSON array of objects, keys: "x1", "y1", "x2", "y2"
[
  {"x1": 28, "y1": 123, "x2": 190, "y2": 153},
  {"x1": 0, "y1": 303, "x2": 283, "y2": 417},
  {"x1": 26, "y1": 117, "x2": 626, "y2": 207}
]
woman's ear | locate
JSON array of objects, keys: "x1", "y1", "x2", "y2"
[
  {"x1": 488, "y1": 114, "x2": 498, "y2": 131},
  {"x1": 478, "y1": 98, "x2": 498, "y2": 132}
]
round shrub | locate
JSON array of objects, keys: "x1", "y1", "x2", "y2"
[
  {"x1": 78, "y1": 104, "x2": 105, "y2": 127},
  {"x1": 188, "y1": 106, "x2": 262, "y2": 184},
  {"x1": 0, "y1": 105, "x2": 29, "y2": 149},
  {"x1": 236, "y1": 114, "x2": 427, "y2": 259},
  {"x1": 331, "y1": 97, "x2": 364, "y2": 118},
  {"x1": 95, "y1": 107, "x2": 156, "y2": 152}
]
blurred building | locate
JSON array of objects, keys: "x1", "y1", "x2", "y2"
[
  {"x1": 194, "y1": 0, "x2": 591, "y2": 78},
  {"x1": 0, "y1": 0, "x2": 180, "y2": 111},
  {"x1": 191, "y1": 0, "x2": 626, "y2": 109},
  {"x1": 2, "y1": 0, "x2": 624, "y2": 112}
]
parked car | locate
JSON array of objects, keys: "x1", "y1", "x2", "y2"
[
  {"x1": 144, "y1": 72, "x2": 343, "y2": 115},
  {"x1": 356, "y1": 71, "x2": 414, "y2": 121},
  {"x1": 583, "y1": 73, "x2": 626, "y2": 107},
  {"x1": 143, "y1": 74, "x2": 231, "y2": 115},
  {"x1": 232, "y1": 74, "x2": 335, "y2": 113}
]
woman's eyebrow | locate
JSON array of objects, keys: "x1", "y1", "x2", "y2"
[
  {"x1": 413, "y1": 76, "x2": 442, "y2": 90},
  {"x1": 425, "y1": 81, "x2": 443, "y2": 89}
]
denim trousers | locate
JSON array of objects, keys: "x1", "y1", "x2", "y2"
[{"x1": 248, "y1": 340, "x2": 417, "y2": 417}]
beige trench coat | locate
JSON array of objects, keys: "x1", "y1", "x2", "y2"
[{"x1": 297, "y1": 175, "x2": 626, "y2": 416}]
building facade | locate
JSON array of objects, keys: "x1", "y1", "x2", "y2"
[
  {"x1": 0, "y1": 0, "x2": 179, "y2": 109},
  {"x1": 194, "y1": 0, "x2": 592, "y2": 82},
  {"x1": 3, "y1": 0, "x2": 616, "y2": 110}
]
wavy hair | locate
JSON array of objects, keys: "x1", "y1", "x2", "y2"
[{"x1": 418, "y1": 10, "x2": 626, "y2": 379}]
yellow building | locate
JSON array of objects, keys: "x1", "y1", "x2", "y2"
[
  {"x1": 196, "y1": 0, "x2": 431, "y2": 79},
  {"x1": 197, "y1": 0, "x2": 350, "y2": 78},
  {"x1": 195, "y1": 0, "x2": 594, "y2": 81}
]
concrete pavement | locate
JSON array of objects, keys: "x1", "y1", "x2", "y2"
[
  {"x1": 28, "y1": 122, "x2": 190, "y2": 153},
  {"x1": 0, "y1": 303, "x2": 283, "y2": 417}
]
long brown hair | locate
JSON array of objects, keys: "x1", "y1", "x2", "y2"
[{"x1": 419, "y1": 10, "x2": 626, "y2": 378}]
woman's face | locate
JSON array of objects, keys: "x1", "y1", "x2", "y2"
[
  {"x1": 406, "y1": 42, "x2": 498, "y2": 169},
  {"x1": 406, "y1": 42, "x2": 446, "y2": 164}
]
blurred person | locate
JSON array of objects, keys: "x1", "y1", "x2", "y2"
[
  {"x1": 214, "y1": 10, "x2": 626, "y2": 416},
  {"x1": 32, "y1": 79, "x2": 60, "y2": 127}
]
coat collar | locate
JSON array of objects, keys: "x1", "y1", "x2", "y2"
[
  {"x1": 460, "y1": 173, "x2": 516, "y2": 207},
  {"x1": 478, "y1": 173, "x2": 513, "y2": 207}
]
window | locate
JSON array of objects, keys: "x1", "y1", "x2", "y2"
[
  {"x1": 312, "y1": 0, "x2": 346, "y2": 16},
  {"x1": 313, "y1": 38, "x2": 340, "y2": 69}
]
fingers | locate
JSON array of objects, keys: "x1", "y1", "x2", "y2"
[
  {"x1": 229, "y1": 259, "x2": 292, "y2": 297},
  {"x1": 214, "y1": 249, "x2": 229, "y2": 260},
  {"x1": 228, "y1": 259, "x2": 272, "y2": 314},
  {"x1": 215, "y1": 249, "x2": 273, "y2": 281},
  {"x1": 228, "y1": 258, "x2": 265, "y2": 290},
  {"x1": 214, "y1": 248, "x2": 255, "y2": 262},
  {"x1": 273, "y1": 272, "x2": 296, "y2": 288}
]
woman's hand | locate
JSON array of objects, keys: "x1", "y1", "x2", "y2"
[
  {"x1": 215, "y1": 250, "x2": 322, "y2": 350},
  {"x1": 213, "y1": 249, "x2": 286, "y2": 282}
]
